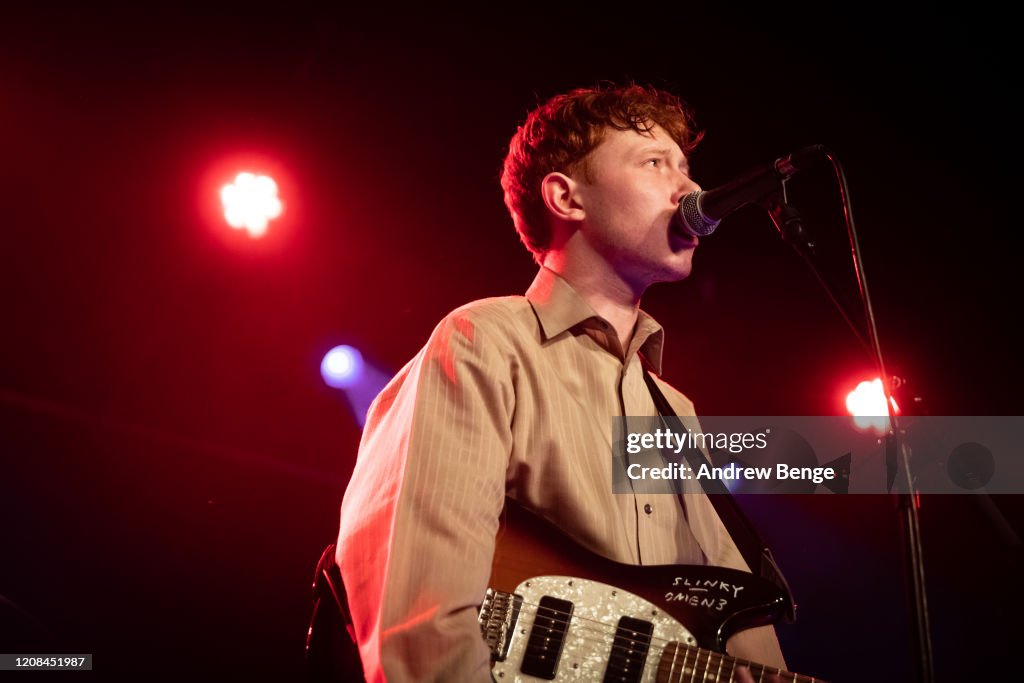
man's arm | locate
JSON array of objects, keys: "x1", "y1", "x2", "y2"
[{"x1": 337, "y1": 311, "x2": 513, "y2": 682}]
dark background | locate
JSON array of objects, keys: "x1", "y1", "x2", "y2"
[{"x1": 1, "y1": 5, "x2": 1020, "y2": 681}]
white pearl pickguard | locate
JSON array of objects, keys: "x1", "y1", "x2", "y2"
[{"x1": 490, "y1": 575, "x2": 698, "y2": 682}]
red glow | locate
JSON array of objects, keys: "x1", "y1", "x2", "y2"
[
  {"x1": 845, "y1": 378, "x2": 899, "y2": 432},
  {"x1": 220, "y1": 172, "x2": 282, "y2": 237},
  {"x1": 198, "y1": 152, "x2": 300, "y2": 253}
]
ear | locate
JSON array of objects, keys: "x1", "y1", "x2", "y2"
[{"x1": 540, "y1": 171, "x2": 585, "y2": 223}]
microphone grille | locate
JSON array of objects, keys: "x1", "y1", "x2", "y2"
[{"x1": 679, "y1": 191, "x2": 719, "y2": 237}]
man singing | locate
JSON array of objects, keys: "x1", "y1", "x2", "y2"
[{"x1": 336, "y1": 83, "x2": 788, "y2": 682}]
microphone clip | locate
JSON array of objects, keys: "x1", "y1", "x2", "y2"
[{"x1": 767, "y1": 196, "x2": 815, "y2": 257}]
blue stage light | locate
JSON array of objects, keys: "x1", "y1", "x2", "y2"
[{"x1": 321, "y1": 345, "x2": 365, "y2": 389}]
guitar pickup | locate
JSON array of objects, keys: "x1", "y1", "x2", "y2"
[
  {"x1": 479, "y1": 589, "x2": 524, "y2": 662},
  {"x1": 604, "y1": 616, "x2": 654, "y2": 683},
  {"x1": 520, "y1": 595, "x2": 574, "y2": 680}
]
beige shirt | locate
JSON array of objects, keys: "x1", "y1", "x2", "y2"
[{"x1": 337, "y1": 267, "x2": 785, "y2": 682}]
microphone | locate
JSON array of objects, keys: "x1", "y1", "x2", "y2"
[{"x1": 677, "y1": 145, "x2": 828, "y2": 237}]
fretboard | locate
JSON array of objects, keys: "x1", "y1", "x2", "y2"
[{"x1": 657, "y1": 641, "x2": 820, "y2": 683}]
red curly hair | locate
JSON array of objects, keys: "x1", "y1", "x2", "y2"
[{"x1": 500, "y1": 84, "x2": 702, "y2": 263}]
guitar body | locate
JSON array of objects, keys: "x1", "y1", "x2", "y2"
[{"x1": 480, "y1": 502, "x2": 816, "y2": 682}]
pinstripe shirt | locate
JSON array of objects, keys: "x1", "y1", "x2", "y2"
[{"x1": 337, "y1": 267, "x2": 785, "y2": 681}]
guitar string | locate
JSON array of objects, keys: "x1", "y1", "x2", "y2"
[
  {"x1": 490, "y1": 596, "x2": 799, "y2": 680},
  {"x1": 497, "y1": 595, "x2": 740, "y2": 653},
  {"x1": 498, "y1": 596, "x2": 745, "y2": 663},
  {"x1": 489, "y1": 595, "x2": 681, "y2": 652},
  {"x1": 660, "y1": 642, "x2": 802, "y2": 683},
  {"x1": 495, "y1": 612, "x2": 800, "y2": 683},
  {"x1": 665, "y1": 645, "x2": 744, "y2": 683}
]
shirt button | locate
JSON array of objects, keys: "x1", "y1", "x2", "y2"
[{"x1": 643, "y1": 503, "x2": 653, "y2": 515}]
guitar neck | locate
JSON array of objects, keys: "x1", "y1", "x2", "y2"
[{"x1": 658, "y1": 642, "x2": 818, "y2": 683}]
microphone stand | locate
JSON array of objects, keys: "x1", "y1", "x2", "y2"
[{"x1": 761, "y1": 158, "x2": 936, "y2": 683}]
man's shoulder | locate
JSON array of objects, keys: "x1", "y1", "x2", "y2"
[
  {"x1": 406, "y1": 295, "x2": 541, "y2": 375},
  {"x1": 437, "y1": 295, "x2": 538, "y2": 337},
  {"x1": 448, "y1": 294, "x2": 531, "y2": 316}
]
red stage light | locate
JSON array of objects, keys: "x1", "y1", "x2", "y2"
[
  {"x1": 846, "y1": 378, "x2": 899, "y2": 432},
  {"x1": 220, "y1": 172, "x2": 283, "y2": 237}
]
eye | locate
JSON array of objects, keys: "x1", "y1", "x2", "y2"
[{"x1": 645, "y1": 158, "x2": 661, "y2": 168}]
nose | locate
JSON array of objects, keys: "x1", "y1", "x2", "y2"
[{"x1": 671, "y1": 170, "x2": 701, "y2": 206}]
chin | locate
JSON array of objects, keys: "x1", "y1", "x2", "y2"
[
  {"x1": 665, "y1": 254, "x2": 695, "y2": 280},
  {"x1": 667, "y1": 266, "x2": 693, "y2": 282},
  {"x1": 650, "y1": 262, "x2": 693, "y2": 285}
]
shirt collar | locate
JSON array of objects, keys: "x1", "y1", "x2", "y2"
[{"x1": 525, "y1": 267, "x2": 665, "y2": 373}]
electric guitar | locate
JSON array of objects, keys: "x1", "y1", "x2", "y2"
[{"x1": 480, "y1": 503, "x2": 824, "y2": 682}]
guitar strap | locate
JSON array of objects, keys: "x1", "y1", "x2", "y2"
[{"x1": 642, "y1": 368, "x2": 797, "y2": 622}]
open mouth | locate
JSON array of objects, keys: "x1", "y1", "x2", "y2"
[
  {"x1": 668, "y1": 216, "x2": 699, "y2": 248},
  {"x1": 670, "y1": 233, "x2": 699, "y2": 250},
  {"x1": 668, "y1": 211, "x2": 699, "y2": 241}
]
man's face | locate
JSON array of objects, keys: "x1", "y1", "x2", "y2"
[{"x1": 572, "y1": 124, "x2": 701, "y2": 288}]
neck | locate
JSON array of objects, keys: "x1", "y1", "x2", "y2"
[{"x1": 543, "y1": 250, "x2": 644, "y2": 353}]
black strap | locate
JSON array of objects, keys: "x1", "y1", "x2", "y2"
[
  {"x1": 306, "y1": 544, "x2": 365, "y2": 679},
  {"x1": 642, "y1": 369, "x2": 796, "y2": 621}
]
